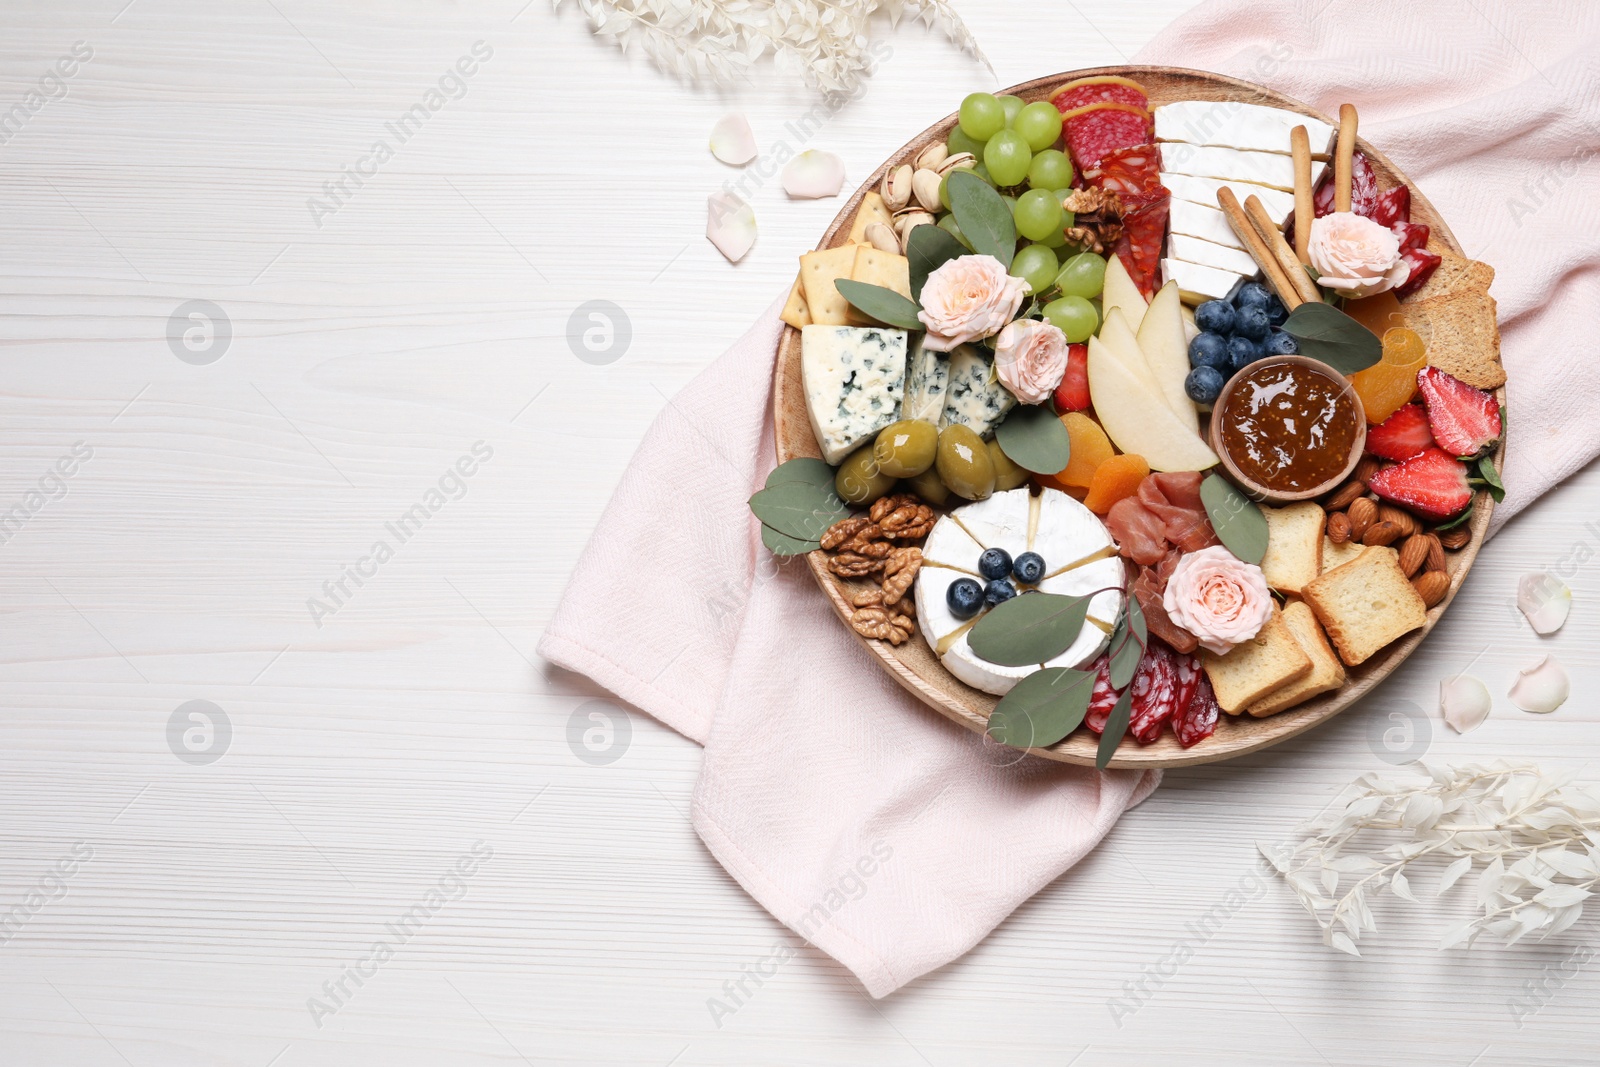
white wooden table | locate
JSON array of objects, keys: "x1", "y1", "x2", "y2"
[{"x1": 3, "y1": 2, "x2": 1596, "y2": 1064}]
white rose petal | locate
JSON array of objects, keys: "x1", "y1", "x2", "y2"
[
  {"x1": 1509, "y1": 655, "x2": 1569, "y2": 714},
  {"x1": 1517, "y1": 572, "x2": 1571, "y2": 635},
  {"x1": 709, "y1": 113, "x2": 758, "y2": 166},
  {"x1": 706, "y1": 192, "x2": 756, "y2": 262},
  {"x1": 781, "y1": 150, "x2": 845, "y2": 199},
  {"x1": 1440, "y1": 675, "x2": 1492, "y2": 734}
]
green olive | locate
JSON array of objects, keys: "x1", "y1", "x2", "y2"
[
  {"x1": 834, "y1": 442, "x2": 897, "y2": 505},
  {"x1": 873, "y1": 419, "x2": 938, "y2": 478},
  {"x1": 905, "y1": 467, "x2": 950, "y2": 507},
  {"x1": 987, "y1": 439, "x2": 1030, "y2": 491},
  {"x1": 936, "y1": 424, "x2": 996, "y2": 501}
]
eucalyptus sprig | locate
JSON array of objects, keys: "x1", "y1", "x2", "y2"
[{"x1": 1264, "y1": 762, "x2": 1600, "y2": 956}]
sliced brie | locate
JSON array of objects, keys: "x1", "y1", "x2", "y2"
[
  {"x1": 1168, "y1": 233, "x2": 1262, "y2": 278},
  {"x1": 1159, "y1": 143, "x2": 1325, "y2": 192},
  {"x1": 1161, "y1": 172, "x2": 1296, "y2": 225},
  {"x1": 921, "y1": 513, "x2": 984, "y2": 572},
  {"x1": 1154, "y1": 100, "x2": 1336, "y2": 156},
  {"x1": 799, "y1": 324, "x2": 907, "y2": 464},
  {"x1": 1162, "y1": 258, "x2": 1248, "y2": 305},
  {"x1": 1168, "y1": 198, "x2": 1248, "y2": 252}
]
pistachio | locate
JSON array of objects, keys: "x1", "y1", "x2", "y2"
[
  {"x1": 864, "y1": 222, "x2": 900, "y2": 254},
  {"x1": 936, "y1": 152, "x2": 976, "y2": 176},
  {"x1": 881, "y1": 164, "x2": 913, "y2": 212},
  {"x1": 914, "y1": 143, "x2": 949, "y2": 171},
  {"x1": 893, "y1": 209, "x2": 935, "y2": 235},
  {"x1": 911, "y1": 168, "x2": 943, "y2": 212}
]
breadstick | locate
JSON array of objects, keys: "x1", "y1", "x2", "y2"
[
  {"x1": 1245, "y1": 194, "x2": 1320, "y2": 306},
  {"x1": 1216, "y1": 187, "x2": 1301, "y2": 311},
  {"x1": 1334, "y1": 104, "x2": 1358, "y2": 213},
  {"x1": 1291, "y1": 125, "x2": 1314, "y2": 263}
]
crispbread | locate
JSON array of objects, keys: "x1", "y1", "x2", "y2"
[
  {"x1": 1247, "y1": 600, "x2": 1346, "y2": 717},
  {"x1": 847, "y1": 191, "x2": 894, "y2": 244},
  {"x1": 1302, "y1": 545, "x2": 1428, "y2": 666},
  {"x1": 1202, "y1": 605, "x2": 1313, "y2": 715},
  {"x1": 1401, "y1": 247, "x2": 1504, "y2": 389},
  {"x1": 1409, "y1": 247, "x2": 1494, "y2": 303},
  {"x1": 779, "y1": 271, "x2": 811, "y2": 329},
  {"x1": 1260, "y1": 502, "x2": 1324, "y2": 595},
  {"x1": 798, "y1": 244, "x2": 860, "y2": 327},
  {"x1": 1322, "y1": 535, "x2": 1365, "y2": 573}
]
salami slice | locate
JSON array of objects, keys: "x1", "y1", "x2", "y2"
[
  {"x1": 1173, "y1": 673, "x2": 1221, "y2": 748},
  {"x1": 1370, "y1": 184, "x2": 1412, "y2": 228},
  {"x1": 1392, "y1": 220, "x2": 1430, "y2": 254},
  {"x1": 1062, "y1": 103, "x2": 1153, "y2": 173},
  {"x1": 1049, "y1": 75, "x2": 1149, "y2": 115},
  {"x1": 1112, "y1": 189, "x2": 1170, "y2": 297},
  {"x1": 1128, "y1": 639, "x2": 1180, "y2": 744},
  {"x1": 1090, "y1": 144, "x2": 1163, "y2": 194},
  {"x1": 1313, "y1": 150, "x2": 1379, "y2": 218},
  {"x1": 1394, "y1": 246, "x2": 1442, "y2": 298},
  {"x1": 1084, "y1": 653, "x2": 1119, "y2": 734}
]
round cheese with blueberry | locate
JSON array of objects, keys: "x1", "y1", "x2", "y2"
[{"x1": 914, "y1": 487, "x2": 1125, "y2": 696}]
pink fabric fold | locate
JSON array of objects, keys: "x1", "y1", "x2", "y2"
[{"x1": 540, "y1": 0, "x2": 1598, "y2": 996}]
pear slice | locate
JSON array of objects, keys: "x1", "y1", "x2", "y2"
[
  {"x1": 1102, "y1": 254, "x2": 1149, "y2": 334},
  {"x1": 1136, "y1": 281, "x2": 1201, "y2": 434},
  {"x1": 1088, "y1": 336, "x2": 1219, "y2": 472},
  {"x1": 1097, "y1": 308, "x2": 1162, "y2": 398}
]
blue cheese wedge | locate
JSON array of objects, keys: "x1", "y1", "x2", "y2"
[
  {"x1": 799, "y1": 324, "x2": 907, "y2": 464},
  {"x1": 1163, "y1": 258, "x2": 1247, "y2": 305},
  {"x1": 1159, "y1": 143, "x2": 1325, "y2": 192},
  {"x1": 1154, "y1": 101, "x2": 1336, "y2": 156},
  {"x1": 938, "y1": 345, "x2": 1016, "y2": 439},
  {"x1": 901, "y1": 334, "x2": 951, "y2": 425},
  {"x1": 1161, "y1": 173, "x2": 1296, "y2": 226},
  {"x1": 1168, "y1": 233, "x2": 1262, "y2": 278}
]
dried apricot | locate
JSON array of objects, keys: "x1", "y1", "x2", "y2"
[
  {"x1": 1083, "y1": 452, "x2": 1150, "y2": 514},
  {"x1": 1350, "y1": 325, "x2": 1427, "y2": 424},
  {"x1": 1054, "y1": 412, "x2": 1115, "y2": 488},
  {"x1": 1343, "y1": 291, "x2": 1405, "y2": 337}
]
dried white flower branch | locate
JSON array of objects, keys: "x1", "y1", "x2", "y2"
[
  {"x1": 1261, "y1": 762, "x2": 1600, "y2": 956},
  {"x1": 552, "y1": 0, "x2": 989, "y2": 93}
]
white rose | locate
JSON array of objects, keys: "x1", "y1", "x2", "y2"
[
  {"x1": 992, "y1": 318, "x2": 1068, "y2": 404},
  {"x1": 917, "y1": 254, "x2": 1028, "y2": 352},
  {"x1": 1308, "y1": 211, "x2": 1410, "y2": 299}
]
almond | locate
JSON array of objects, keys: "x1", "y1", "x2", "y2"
[
  {"x1": 1347, "y1": 497, "x2": 1378, "y2": 540},
  {"x1": 1326, "y1": 511, "x2": 1352, "y2": 544},
  {"x1": 1424, "y1": 533, "x2": 1447, "y2": 573},
  {"x1": 1438, "y1": 525, "x2": 1471, "y2": 550},
  {"x1": 1378, "y1": 505, "x2": 1417, "y2": 538},
  {"x1": 1353, "y1": 456, "x2": 1381, "y2": 485},
  {"x1": 1398, "y1": 535, "x2": 1429, "y2": 577},
  {"x1": 1362, "y1": 520, "x2": 1402, "y2": 547},
  {"x1": 1413, "y1": 570, "x2": 1449, "y2": 608},
  {"x1": 1324, "y1": 480, "x2": 1365, "y2": 512}
]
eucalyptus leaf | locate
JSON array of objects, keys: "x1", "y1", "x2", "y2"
[
  {"x1": 995, "y1": 403, "x2": 1072, "y2": 474},
  {"x1": 834, "y1": 280, "x2": 924, "y2": 331},
  {"x1": 967, "y1": 592, "x2": 1090, "y2": 667},
  {"x1": 946, "y1": 170, "x2": 1016, "y2": 269},
  {"x1": 1109, "y1": 625, "x2": 1143, "y2": 690},
  {"x1": 1476, "y1": 454, "x2": 1505, "y2": 502},
  {"x1": 761, "y1": 524, "x2": 821, "y2": 557},
  {"x1": 906, "y1": 224, "x2": 969, "y2": 301},
  {"x1": 748, "y1": 481, "x2": 849, "y2": 541},
  {"x1": 1282, "y1": 301, "x2": 1382, "y2": 374},
  {"x1": 986, "y1": 667, "x2": 1096, "y2": 748},
  {"x1": 765, "y1": 457, "x2": 834, "y2": 490},
  {"x1": 1200, "y1": 472, "x2": 1269, "y2": 566},
  {"x1": 1095, "y1": 688, "x2": 1134, "y2": 770},
  {"x1": 1126, "y1": 592, "x2": 1147, "y2": 647}
]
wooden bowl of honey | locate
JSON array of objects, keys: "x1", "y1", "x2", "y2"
[{"x1": 1208, "y1": 355, "x2": 1367, "y2": 504}]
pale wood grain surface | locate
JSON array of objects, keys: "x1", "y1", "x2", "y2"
[{"x1": 1, "y1": 2, "x2": 1597, "y2": 1064}]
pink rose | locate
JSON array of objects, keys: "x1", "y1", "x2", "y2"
[
  {"x1": 1308, "y1": 211, "x2": 1410, "y2": 299},
  {"x1": 993, "y1": 318, "x2": 1068, "y2": 404},
  {"x1": 1162, "y1": 546, "x2": 1272, "y2": 655},
  {"x1": 917, "y1": 254, "x2": 1028, "y2": 352}
]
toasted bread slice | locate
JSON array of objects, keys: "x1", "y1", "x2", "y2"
[
  {"x1": 1303, "y1": 545, "x2": 1428, "y2": 666},
  {"x1": 1247, "y1": 600, "x2": 1346, "y2": 716},
  {"x1": 1322, "y1": 536, "x2": 1365, "y2": 573},
  {"x1": 1202, "y1": 605, "x2": 1313, "y2": 714},
  {"x1": 1260, "y1": 502, "x2": 1324, "y2": 595}
]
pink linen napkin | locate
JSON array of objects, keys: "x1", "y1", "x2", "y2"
[{"x1": 540, "y1": 0, "x2": 1597, "y2": 997}]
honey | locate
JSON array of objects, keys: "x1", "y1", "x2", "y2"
[{"x1": 1218, "y1": 361, "x2": 1360, "y2": 493}]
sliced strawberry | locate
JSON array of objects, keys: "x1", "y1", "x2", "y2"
[
  {"x1": 1417, "y1": 366, "x2": 1502, "y2": 457},
  {"x1": 1053, "y1": 343, "x2": 1090, "y2": 412},
  {"x1": 1368, "y1": 448, "x2": 1473, "y2": 521},
  {"x1": 1365, "y1": 404, "x2": 1436, "y2": 461}
]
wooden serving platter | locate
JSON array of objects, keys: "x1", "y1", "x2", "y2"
[{"x1": 773, "y1": 66, "x2": 1503, "y2": 769}]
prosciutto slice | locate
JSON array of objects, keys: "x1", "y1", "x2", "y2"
[{"x1": 1106, "y1": 473, "x2": 1218, "y2": 654}]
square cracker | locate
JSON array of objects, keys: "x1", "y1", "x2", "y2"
[
  {"x1": 844, "y1": 246, "x2": 913, "y2": 326},
  {"x1": 779, "y1": 272, "x2": 811, "y2": 329},
  {"x1": 798, "y1": 244, "x2": 860, "y2": 327},
  {"x1": 848, "y1": 191, "x2": 894, "y2": 244}
]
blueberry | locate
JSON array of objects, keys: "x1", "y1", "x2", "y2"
[
  {"x1": 946, "y1": 577, "x2": 984, "y2": 619},
  {"x1": 1194, "y1": 299, "x2": 1236, "y2": 335},
  {"x1": 1188, "y1": 331, "x2": 1230, "y2": 370},
  {"x1": 1185, "y1": 365, "x2": 1226, "y2": 405},
  {"x1": 1012, "y1": 551, "x2": 1045, "y2": 584},
  {"x1": 1234, "y1": 305, "x2": 1271, "y2": 342},
  {"x1": 1264, "y1": 329, "x2": 1300, "y2": 355},
  {"x1": 1227, "y1": 335, "x2": 1263, "y2": 374},
  {"x1": 1264, "y1": 296, "x2": 1289, "y2": 327},
  {"x1": 1234, "y1": 281, "x2": 1273, "y2": 310},
  {"x1": 978, "y1": 547, "x2": 1013, "y2": 581},
  {"x1": 983, "y1": 578, "x2": 1018, "y2": 607}
]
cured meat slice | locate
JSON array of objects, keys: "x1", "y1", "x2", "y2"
[
  {"x1": 1049, "y1": 75, "x2": 1149, "y2": 115},
  {"x1": 1395, "y1": 246, "x2": 1442, "y2": 298},
  {"x1": 1129, "y1": 640, "x2": 1181, "y2": 743},
  {"x1": 1084, "y1": 652, "x2": 1119, "y2": 734},
  {"x1": 1061, "y1": 102, "x2": 1153, "y2": 173},
  {"x1": 1312, "y1": 150, "x2": 1379, "y2": 218},
  {"x1": 1370, "y1": 184, "x2": 1412, "y2": 228},
  {"x1": 1105, "y1": 472, "x2": 1218, "y2": 565},
  {"x1": 1173, "y1": 672, "x2": 1221, "y2": 747},
  {"x1": 1112, "y1": 190, "x2": 1169, "y2": 297},
  {"x1": 1091, "y1": 144, "x2": 1163, "y2": 193}
]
